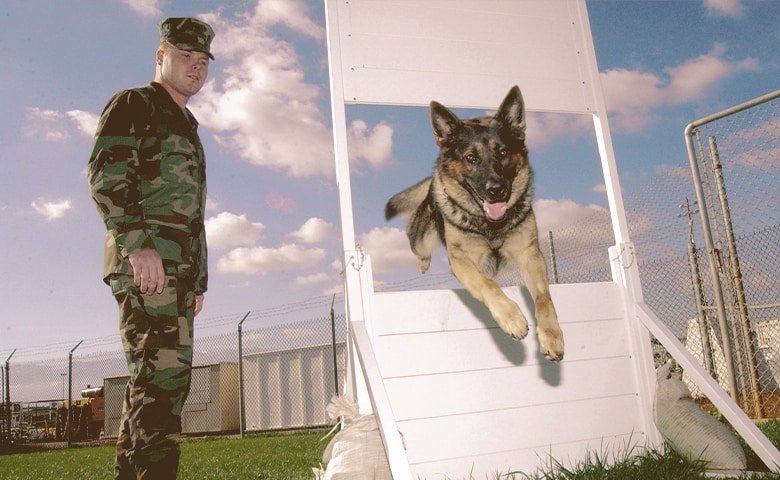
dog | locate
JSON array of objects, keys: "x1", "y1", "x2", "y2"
[{"x1": 385, "y1": 86, "x2": 564, "y2": 361}]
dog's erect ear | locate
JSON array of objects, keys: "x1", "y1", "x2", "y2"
[
  {"x1": 494, "y1": 85, "x2": 526, "y2": 138},
  {"x1": 430, "y1": 100, "x2": 462, "y2": 147}
]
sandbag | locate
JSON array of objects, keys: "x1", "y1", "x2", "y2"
[
  {"x1": 654, "y1": 361, "x2": 746, "y2": 470},
  {"x1": 314, "y1": 395, "x2": 392, "y2": 480}
]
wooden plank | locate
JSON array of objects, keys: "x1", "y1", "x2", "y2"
[
  {"x1": 374, "y1": 317, "x2": 630, "y2": 378},
  {"x1": 398, "y1": 394, "x2": 642, "y2": 464},
  {"x1": 349, "y1": 321, "x2": 415, "y2": 480},
  {"x1": 372, "y1": 282, "x2": 624, "y2": 335},
  {"x1": 336, "y1": 0, "x2": 595, "y2": 112},
  {"x1": 385, "y1": 356, "x2": 637, "y2": 421}
]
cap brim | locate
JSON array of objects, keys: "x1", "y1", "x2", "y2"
[{"x1": 180, "y1": 46, "x2": 214, "y2": 60}]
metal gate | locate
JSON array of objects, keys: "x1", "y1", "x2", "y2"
[{"x1": 684, "y1": 89, "x2": 780, "y2": 419}]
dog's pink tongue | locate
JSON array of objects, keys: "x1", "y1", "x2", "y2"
[{"x1": 483, "y1": 201, "x2": 508, "y2": 220}]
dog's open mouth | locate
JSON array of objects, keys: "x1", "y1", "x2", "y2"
[{"x1": 483, "y1": 201, "x2": 508, "y2": 221}]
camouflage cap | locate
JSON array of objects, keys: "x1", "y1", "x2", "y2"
[{"x1": 159, "y1": 17, "x2": 215, "y2": 60}]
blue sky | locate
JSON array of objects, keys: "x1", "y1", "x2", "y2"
[{"x1": 1, "y1": 0, "x2": 778, "y2": 356}]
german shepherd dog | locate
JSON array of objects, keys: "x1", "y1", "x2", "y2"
[{"x1": 385, "y1": 86, "x2": 564, "y2": 361}]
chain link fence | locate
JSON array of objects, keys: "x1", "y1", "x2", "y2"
[
  {"x1": 538, "y1": 92, "x2": 779, "y2": 423},
  {"x1": 679, "y1": 91, "x2": 780, "y2": 419},
  {"x1": 2, "y1": 92, "x2": 777, "y2": 447},
  {"x1": 0, "y1": 304, "x2": 347, "y2": 445}
]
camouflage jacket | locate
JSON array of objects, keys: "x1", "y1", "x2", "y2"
[{"x1": 88, "y1": 82, "x2": 208, "y2": 294}]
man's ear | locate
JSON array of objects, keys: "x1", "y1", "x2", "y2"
[{"x1": 155, "y1": 48, "x2": 164, "y2": 66}]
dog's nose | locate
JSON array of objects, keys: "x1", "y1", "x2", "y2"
[{"x1": 486, "y1": 181, "x2": 507, "y2": 201}]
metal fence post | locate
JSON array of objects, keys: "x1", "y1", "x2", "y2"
[
  {"x1": 685, "y1": 127, "x2": 739, "y2": 401},
  {"x1": 330, "y1": 294, "x2": 340, "y2": 396},
  {"x1": 4, "y1": 349, "x2": 15, "y2": 442},
  {"x1": 707, "y1": 136, "x2": 763, "y2": 418},
  {"x1": 67, "y1": 340, "x2": 83, "y2": 447},
  {"x1": 237, "y1": 312, "x2": 250, "y2": 438}
]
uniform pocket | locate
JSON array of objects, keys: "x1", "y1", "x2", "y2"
[{"x1": 109, "y1": 274, "x2": 135, "y2": 299}]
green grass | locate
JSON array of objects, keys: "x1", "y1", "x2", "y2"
[
  {"x1": 1, "y1": 422, "x2": 780, "y2": 480},
  {"x1": 501, "y1": 442, "x2": 780, "y2": 480},
  {"x1": 0, "y1": 429, "x2": 327, "y2": 480}
]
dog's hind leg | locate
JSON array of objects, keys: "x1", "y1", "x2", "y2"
[
  {"x1": 446, "y1": 241, "x2": 529, "y2": 341},
  {"x1": 407, "y1": 194, "x2": 438, "y2": 274}
]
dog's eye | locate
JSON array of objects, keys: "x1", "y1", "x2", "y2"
[
  {"x1": 464, "y1": 153, "x2": 478, "y2": 164},
  {"x1": 497, "y1": 148, "x2": 508, "y2": 159}
]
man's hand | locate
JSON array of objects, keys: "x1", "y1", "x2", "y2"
[
  {"x1": 128, "y1": 248, "x2": 164, "y2": 295},
  {"x1": 195, "y1": 295, "x2": 204, "y2": 316}
]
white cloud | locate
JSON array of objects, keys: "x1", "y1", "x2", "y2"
[
  {"x1": 532, "y1": 198, "x2": 618, "y2": 278},
  {"x1": 139, "y1": 1, "x2": 391, "y2": 179},
  {"x1": 31, "y1": 198, "x2": 72, "y2": 221},
  {"x1": 526, "y1": 113, "x2": 592, "y2": 150},
  {"x1": 255, "y1": 0, "x2": 325, "y2": 39},
  {"x1": 191, "y1": 5, "x2": 335, "y2": 178},
  {"x1": 28, "y1": 107, "x2": 60, "y2": 122},
  {"x1": 295, "y1": 272, "x2": 329, "y2": 286},
  {"x1": 205, "y1": 212, "x2": 265, "y2": 249},
  {"x1": 217, "y1": 243, "x2": 325, "y2": 275},
  {"x1": 704, "y1": 0, "x2": 744, "y2": 17},
  {"x1": 330, "y1": 257, "x2": 344, "y2": 273},
  {"x1": 347, "y1": 120, "x2": 395, "y2": 170},
  {"x1": 729, "y1": 117, "x2": 780, "y2": 170},
  {"x1": 533, "y1": 198, "x2": 609, "y2": 237},
  {"x1": 663, "y1": 43, "x2": 757, "y2": 104},
  {"x1": 290, "y1": 217, "x2": 336, "y2": 244},
  {"x1": 358, "y1": 226, "x2": 418, "y2": 274},
  {"x1": 25, "y1": 108, "x2": 69, "y2": 142},
  {"x1": 24, "y1": 107, "x2": 99, "y2": 141},
  {"x1": 601, "y1": 43, "x2": 758, "y2": 132},
  {"x1": 66, "y1": 110, "x2": 99, "y2": 137},
  {"x1": 121, "y1": 0, "x2": 162, "y2": 18},
  {"x1": 205, "y1": 197, "x2": 221, "y2": 213},
  {"x1": 321, "y1": 283, "x2": 344, "y2": 297}
]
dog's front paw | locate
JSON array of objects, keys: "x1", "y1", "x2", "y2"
[
  {"x1": 491, "y1": 299, "x2": 529, "y2": 341},
  {"x1": 416, "y1": 256, "x2": 431, "y2": 273},
  {"x1": 538, "y1": 325, "x2": 564, "y2": 361}
]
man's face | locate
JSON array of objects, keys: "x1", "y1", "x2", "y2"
[{"x1": 158, "y1": 46, "x2": 210, "y2": 99}]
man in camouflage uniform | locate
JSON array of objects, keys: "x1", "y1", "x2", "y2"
[{"x1": 87, "y1": 17, "x2": 214, "y2": 480}]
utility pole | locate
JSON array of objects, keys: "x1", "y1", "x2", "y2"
[{"x1": 678, "y1": 198, "x2": 716, "y2": 376}]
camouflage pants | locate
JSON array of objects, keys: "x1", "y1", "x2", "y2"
[{"x1": 110, "y1": 274, "x2": 195, "y2": 480}]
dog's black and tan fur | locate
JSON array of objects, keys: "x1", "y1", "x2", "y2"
[{"x1": 385, "y1": 86, "x2": 564, "y2": 361}]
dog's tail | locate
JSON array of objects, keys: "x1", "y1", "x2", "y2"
[{"x1": 385, "y1": 177, "x2": 432, "y2": 220}]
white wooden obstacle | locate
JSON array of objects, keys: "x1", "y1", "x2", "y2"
[{"x1": 324, "y1": 1, "x2": 780, "y2": 478}]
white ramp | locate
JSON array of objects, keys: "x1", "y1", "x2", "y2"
[
  {"x1": 372, "y1": 282, "x2": 648, "y2": 478},
  {"x1": 325, "y1": 0, "x2": 780, "y2": 477}
]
